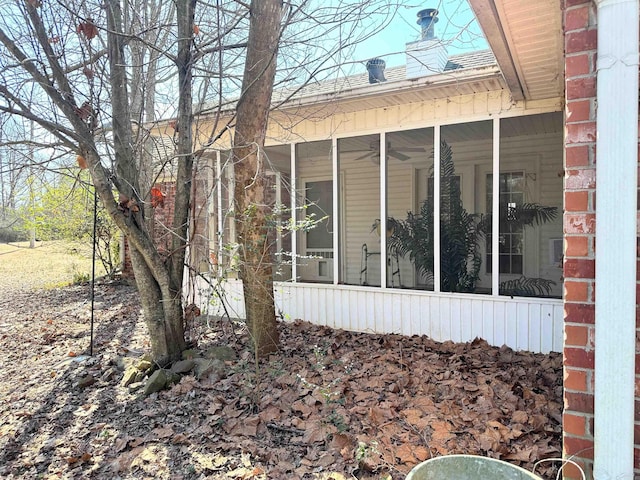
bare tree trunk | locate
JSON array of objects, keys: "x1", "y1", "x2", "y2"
[
  {"x1": 233, "y1": 0, "x2": 283, "y2": 356},
  {"x1": 105, "y1": 0, "x2": 186, "y2": 365},
  {"x1": 129, "y1": 246, "x2": 185, "y2": 361}
]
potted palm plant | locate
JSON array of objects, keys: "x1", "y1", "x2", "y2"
[{"x1": 387, "y1": 140, "x2": 557, "y2": 296}]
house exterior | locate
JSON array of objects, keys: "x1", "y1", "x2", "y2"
[
  {"x1": 171, "y1": 0, "x2": 638, "y2": 477},
  {"x1": 467, "y1": 0, "x2": 638, "y2": 478},
  {"x1": 197, "y1": 24, "x2": 567, "y2": 350}
]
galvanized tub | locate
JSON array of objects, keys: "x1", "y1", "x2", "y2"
[{"x1": 405, "y1": 455, "x2": 543, "y2": 480}]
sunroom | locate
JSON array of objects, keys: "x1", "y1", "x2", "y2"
[{"x1": 196, "y1": 28, "x2": 564, "y2": 354}]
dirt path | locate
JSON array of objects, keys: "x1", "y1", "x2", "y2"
[{"x1": 0, "y1": 279, "x2": 563, "y2": 479}]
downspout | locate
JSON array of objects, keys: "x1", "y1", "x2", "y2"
[{"x1": 593, "y1": 0, "x2": 638, "y2": 477}]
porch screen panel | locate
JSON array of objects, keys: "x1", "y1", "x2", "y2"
[
  {"x1": 216, "y1": 150, "x2": 235, "y2": 275},
  {"x1": 386, "y1": 128, "x2": 434, "y2": 290},
  {"x1": 295, "y1": 140, "x2": 334, "y2": 283},
  {"x1": 440, "y1": 121, "x2": 492, "y2": 294},
  {"x1": 338, "y1": 134, "x2": 380, "y2": 287},
  {"x1": 497, "y1": 113, "x2": 563, "y2": 298},
  {"x1": 264, "y1": 145, "x2": 292, "y2": 281}
]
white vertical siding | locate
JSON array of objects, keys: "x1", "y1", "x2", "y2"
[{"x1": 200, "y1": 279, "x2": 562, "y2": 353}]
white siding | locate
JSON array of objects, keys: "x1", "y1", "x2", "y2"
[{"x1": 200, "y1": 279, "x2": 563, "y2": 353}]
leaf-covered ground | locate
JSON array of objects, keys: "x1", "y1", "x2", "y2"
[{"x1": 0, "y1": 279, "x2": 563, "y2": 479}]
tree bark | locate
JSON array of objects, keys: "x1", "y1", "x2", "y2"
[
  {"x1": 104, "y1": 0, "x2": 187, "y2": 365},
  {"x1": 233, "y1": 0, "x2": 283, "y2": 356}
]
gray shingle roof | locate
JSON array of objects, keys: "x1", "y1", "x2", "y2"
[{"x1": 271, "y1": 49, "x2": 497, "y2": 105}]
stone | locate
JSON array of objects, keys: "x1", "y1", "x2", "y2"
[
  {"x1": 121, "y1": 366, "x2": 139, "y2": 387},
  {"x1": 101, "y1": 368, "x2": 116, "y2": 382},
  {"x1": 128, "y1": 381, "x2": 145, "y2": 393},
  {"x1": 143, "y1": 369, "x2": 168, "y2": 395},
  {"x1": 181, "y1": 349, "x2": 201, "y2": 360},
  {"x1": 204, "y1": 346, "x2": 236, "y2": 362},
  {"x1": 193, "y1": 358, "x2": 225, "y2": 381},
  {"x1": 166, "y1": 370, "x2": 182, "y2": 386},
  {"x1": 116, "y1": 356, "x2": 137, "y2": 371},
  {"x1": 136, "y1": 359, "x2": 153, "y2": 372},
  {"x1": 171, "y1": 359, "x2": 195, "y2": 374},
  {"x1": 77, "y1": 374, "x2": 95, "y2": 389}
]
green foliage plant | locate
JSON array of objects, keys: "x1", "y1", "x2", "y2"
[
  {"x1": 20, "y1": 171, "x2": 120, "y2": 278},
  {"x1": 387, "y1": 140, "x2": 558, "y2": 296}
]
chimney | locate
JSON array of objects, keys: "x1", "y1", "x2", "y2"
[
  {"x1": 417, "y1": 8, "x2": 439, "y2": 40},
  {"x1": 366, "y1": 58, "x2": 387, "y2": 84},
  {"x1": 405, "y1": 7, "x2": 448, "y2": 79}
]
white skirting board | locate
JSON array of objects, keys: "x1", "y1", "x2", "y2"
[{"x1": 197, "y1": 279, "x2": 563, "y2": 354}]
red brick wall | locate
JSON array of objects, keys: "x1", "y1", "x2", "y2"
[
  {"x1": 563, "y1": 0, "x2": 597, "y2": 477},
  {"x1": 563, "y1": 1, "x2": 640, "y2": 477},
  {"x1": 121, "y1": 183, "x2": 176, "y2": 278},
  {"x1": 152, "y1": 183, "x2": 176, "y2": 257}
]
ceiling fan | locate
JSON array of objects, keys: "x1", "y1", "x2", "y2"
[{"x1": 350, "y1": 142, "x2": 426, "y2": 163}]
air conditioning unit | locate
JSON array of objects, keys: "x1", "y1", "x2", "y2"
[{"x1": 298, "y1": 253, "x2": 333, "y2": 282}]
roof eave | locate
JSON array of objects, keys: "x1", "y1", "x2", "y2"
[
  {"x1": 468, "y1": 0, "x2": 525, "y2": 101},
  {"x1": 274, "y1": 65, "x2": 504, "y2": 111}
]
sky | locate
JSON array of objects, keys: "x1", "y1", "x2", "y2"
[{"x1": 351, "y1": 0, "x2": 488, "y2": 67}]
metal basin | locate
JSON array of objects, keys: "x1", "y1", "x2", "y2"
[{"x1": 405, "y1": 455, "x2": 543, "y2": 480}]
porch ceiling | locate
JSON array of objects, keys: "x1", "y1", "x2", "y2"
[{"x1": 468, "y1": 0, "x2": 564, "y2": 101}]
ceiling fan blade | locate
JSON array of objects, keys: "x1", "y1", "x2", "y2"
[
  {"x1": 393, "y1": 146, "x2": 426, "y2": 153},
  {"x1": 354, "y1": 152, "x2": 374, "y2": 161},
  {"x1": 389, "y1": 150, "x2": 411, "y2": 161},
  {"x1": 341, "y1": 149, "x2": 373, "y2": 154}
]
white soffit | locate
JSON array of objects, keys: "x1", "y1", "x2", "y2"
[{"x1": 470, "y1": 0, "x2": 564, "y2": 101}]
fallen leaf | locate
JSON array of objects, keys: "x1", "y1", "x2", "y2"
[
  {"x1": 171, "y1": 433, "x2": 189, "y2": 444},
  {"x1": 152, "y1": 426, "x2": 174, "y2": 439},
  {"x1": 302, "y1": 422, "x2": 326, "y2": 444}
]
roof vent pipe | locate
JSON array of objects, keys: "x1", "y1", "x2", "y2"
[
  {"x1": 417, "y1": 8, "x2": 439, "y2": 40},
  {"x1": 366, "y1": 58, "x2": 386, "y2": 84}
]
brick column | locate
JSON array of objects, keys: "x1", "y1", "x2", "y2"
[
  {"x1": 120, "y1": 183, "x2": 176, "y2": 279},
  {"x1": 563, "y1": 0, "x2": 597, "y2": 477},
  {"x1": 564, "y1": 0, "x2": 640, "y2": 476}
]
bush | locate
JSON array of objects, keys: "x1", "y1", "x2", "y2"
[{"x1": 0, "y1": 227, "x2": 27, "y2": 243}]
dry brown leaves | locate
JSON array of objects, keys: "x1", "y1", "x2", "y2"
[{"x1": 0, "y1": 282, "x2": 562, "y2": 479}]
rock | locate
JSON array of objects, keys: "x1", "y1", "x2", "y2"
[
  {"x1": 128, "y1": 381, "x2": 145, "y2": 393},
  {"x1": 143, "y1": 369, "x2": 167, "y2": 395},
  {"x1": 116, "y1": 356, "x2": 137, "y2": 371},
  {"x1": 171, "y1": 359, "x2": 195, "y2": 374},
  {"x1": 181, "y1": 348, "x2": 200, "y2": 360},
  {"x1": 204, "y1": 346, "x2": 236, "y2": 362},
  {"x1": 136, "y1": 359, "x2": 153, "y2": 372},
  {"x1": 121, "y1": 366, "x2": 139, "y2": 387},
  {"x1": 101, "y1": 367, "x2": 117, "y2": 382},
  {"x1": 77, "y1": 374, "x2": 95, "y2": 389},
  {"x1": 193, "y1": 358, "x2": 225, "y2": 381},
  {"x1": 166, "y1": 370, "x2": 182, "y2": 386}
]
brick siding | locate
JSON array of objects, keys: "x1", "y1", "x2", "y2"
[
  {"x1": 121, "y1": 183, "x2": 177, "y2": 279},
  {"x1": 563, "y1": 0, "x2": 597, "y2": 477},
  {"x1": 563, "y1": 0, "x2": 640, "y2": 477}
]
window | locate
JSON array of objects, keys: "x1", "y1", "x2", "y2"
[
  {"x1": 486, "y1": 172, "x2": 525, "y2": 275},
  {"x1": 305, "y1": 180, "x2": 333, "y2": 250}
]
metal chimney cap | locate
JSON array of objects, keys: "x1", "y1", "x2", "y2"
[
  {"x1": 366, "y1": 58, "x2": 387, "y2": 84},
  {"x1": 416, "y1": 8, "x2": 440, "y2": 40},
  {"x1": 366, "y1": 58, "x2": 386, "y2": 68},
  {"x1": 416, "y1": 8, "x2": 439, "y2": 24}
]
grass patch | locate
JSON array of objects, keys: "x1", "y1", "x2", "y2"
[{"x1": 0, "y1": 240, "x2": 107, "y2": 290}]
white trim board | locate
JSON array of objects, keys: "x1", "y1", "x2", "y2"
[{"x1": 201, "y1": 278, "x2": 563, "y2": 354}]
